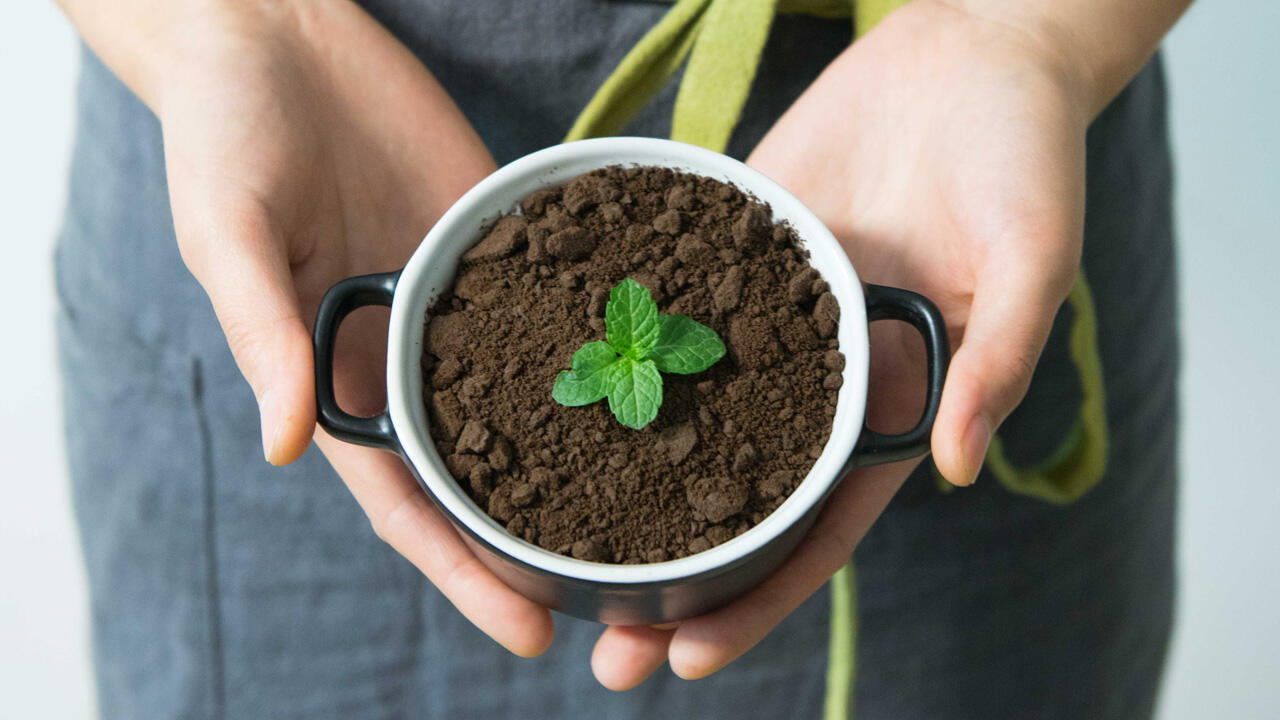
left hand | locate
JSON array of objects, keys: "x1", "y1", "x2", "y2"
[{"x1": 587, "y1": 0, "x2": 1095, "y2": 688}]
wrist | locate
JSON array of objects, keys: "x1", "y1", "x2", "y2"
[
  {"x1": 930, "y1": 0, "x2": 1100, "y2": 118},
  {"x1": 56, "y1": 0, "x2": 308, "y2": 111},
  {"x1": 937, "y1": 0, "x2": 1191, "y2": 118}
]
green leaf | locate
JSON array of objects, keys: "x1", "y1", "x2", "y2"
[
  {"x1": 552, "y1": 370, "x2": 608, "y2": 406},
  {"x1": 552, "y1": 342, "x2": 619, "y2": 407},
  {"x1": 570, "y1": 341, "x2": 617, "y2": 374},
  {"x1": 606, "y1": 358, "x2": 663, "y2": 429},
  {"x1": 605, "y1": 278, "x2": 660, "y2": 359},
  {"x1": 648, "y1": 314, "x2": 726, "y2": 374}
]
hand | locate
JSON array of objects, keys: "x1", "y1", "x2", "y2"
[
  {"x1": 588, "y1": 0, "x2": 1094, "y2": 688},
  {"x1": 124, "y1": 1, "x2": 555, "y2": 656}
]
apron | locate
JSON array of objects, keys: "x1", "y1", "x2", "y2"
[{"x1": 55, "y1": 1, "x2": 1177, "y2": 717}]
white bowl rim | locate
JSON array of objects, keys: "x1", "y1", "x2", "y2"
[{"x1": 385, "y1": 137, "x2": 868, "y2": 584}]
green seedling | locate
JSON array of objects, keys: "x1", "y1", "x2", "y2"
[{"x1": 552, "y1": 278, "x2": 726, "y2": 429}]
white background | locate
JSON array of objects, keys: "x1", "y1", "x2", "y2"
[{"x1": 1, "y1": 1, "x2": 1276, "y2": 717}]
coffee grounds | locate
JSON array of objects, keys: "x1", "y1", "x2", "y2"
[{"x1": 423, "y1": 166, "x2": 842, "y2": 563}]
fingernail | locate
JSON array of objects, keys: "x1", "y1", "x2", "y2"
[
  {"x1": 258, "y1": 390, "x2": 284, "y2": 464},
  {"x1": 963, "y1": 414, "x2": 992, "y2": 486}
]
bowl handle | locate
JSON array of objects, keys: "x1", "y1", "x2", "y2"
[
  {"x1": 313, "y1": 270, "x2": 401, "y2": 450},
  {"x1": 849, "y1": 284, "x2": 950, "y2": 467}
]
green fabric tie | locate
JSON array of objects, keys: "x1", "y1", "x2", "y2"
[
  {"x1": 565, "y1": 0, "x2": 713, "y2": 142},
  {"x1": 565, "y1": 0, "x2": 1111, "y2": 716},
  {"x1": 986, "y1": 275, "x2": 1109, "y2": 504},
  {"x1": 671, "y1": 0, "x2": 780, "y2": 151},
  {"x1": 824, "y1": 561, "x2": 857, "y2": 720}
]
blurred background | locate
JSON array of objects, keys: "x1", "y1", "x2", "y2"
[{"x1": 2, "y1": 1, "x2": 1276, "y2": 717}]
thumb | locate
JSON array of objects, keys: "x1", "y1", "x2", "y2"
[
  {"x1": 931, "y1": 268, "x2": 1071, "y2": 486},
  {"x1": 180, "y1": 210, "x2": 317, "y2": 465}
]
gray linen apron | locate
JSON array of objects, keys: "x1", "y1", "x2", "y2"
[{"x1": 55, "y1": 1, "x2": 1177, "y2": 717}]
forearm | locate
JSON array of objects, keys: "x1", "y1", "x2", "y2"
[{"x1": 946, "y1": 0, "x2": 1194, "y2": 116}]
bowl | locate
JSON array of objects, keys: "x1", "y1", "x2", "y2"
[{"x1": 313, "y1": 137, "x2": 947, "y2": 624}]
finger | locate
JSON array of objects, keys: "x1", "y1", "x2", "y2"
[
  {"x1": 177, "y1": 208, "x2": 316, "y2": 465},
  {"x1": 316, "y1": 432, "x2": 555, "y2": 658},
  {"x1": 930, "y1": 268, "x2": 1072, "y2": 486},
  {"x1": 667, "y1": 462, "x2": 908, "y2": 679},
  {"x1": 591, "y1": 625, "x2": 676, "y2": 691}
]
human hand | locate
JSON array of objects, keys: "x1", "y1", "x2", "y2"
[
  {"x1": 588, "y1": 0, "x2": 1097, "y2": 688},
  {"x1": 67, "y1": 0, "x2": 555, "y2": 656}
]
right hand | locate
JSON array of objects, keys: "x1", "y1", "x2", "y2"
[{"x1": 66, "y1": 0, "x2": 555, "y2": 656}]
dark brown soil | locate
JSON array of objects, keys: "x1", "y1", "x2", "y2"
[{"x1": 422, "y1": 165, "x2": 842, "y2": 564}]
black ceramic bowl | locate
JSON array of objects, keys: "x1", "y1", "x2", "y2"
[{"x1": 314, "y1": 138, "x2": 947, "y2": 624}]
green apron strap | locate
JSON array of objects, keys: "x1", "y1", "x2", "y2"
[
  {"x1": 824, "y1": 562, "x2": 858, "y2": 720},
  {"x1": 671, "y1": 0, "x2": 780, "y2": 151},
  {"x1": 985, "y1": 273, "x2": 1109, "y2": 502},
  {"x1": 565, "y1": 0, "x2": 713, "y2": 142}
]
